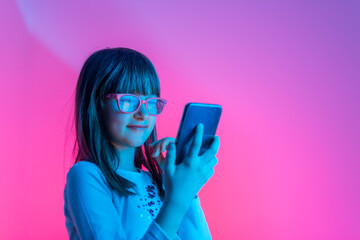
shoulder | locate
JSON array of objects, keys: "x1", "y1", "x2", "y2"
[
  {"x1": 65, "y1": 161, "x2": 110, "y2": 191},
  {"x1": 67, "y1": 161, "x2": 102, "y2": 178}
]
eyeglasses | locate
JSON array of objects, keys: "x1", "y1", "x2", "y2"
[{"x1": 105, "y1": 93, "x2": 167, "y2": 116}]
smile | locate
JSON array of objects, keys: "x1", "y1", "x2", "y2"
[{"x1": 127, "y1": 126, "x2": 147, "y2": 131}]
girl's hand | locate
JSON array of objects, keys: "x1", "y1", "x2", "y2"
[
  {"x1": 162, "y1": 124, "x2": 220, "y2": 211},
  {"x1": 149, "y1": 137, "x2": 176, "y2": 171}
]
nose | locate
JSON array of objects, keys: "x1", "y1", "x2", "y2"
[{"x1": 134, "y1": 102, "x2": 149, "y2": 118}]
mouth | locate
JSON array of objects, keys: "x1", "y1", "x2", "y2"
[{"x1": 127, "y1": 125, "x2": 148, "y2": 131}]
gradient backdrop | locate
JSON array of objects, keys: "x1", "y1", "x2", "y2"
[{"x1": 1, "y1": 0, "x2": 359, "y2": 239}]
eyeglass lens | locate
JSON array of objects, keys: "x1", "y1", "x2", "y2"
[{"x1": 119, "y1": 95, "x2": 165, "y2": 115}]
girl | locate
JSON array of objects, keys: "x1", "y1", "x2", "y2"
[{"x1": 63, "y1": 47, "x2": 220, "y2": 240}]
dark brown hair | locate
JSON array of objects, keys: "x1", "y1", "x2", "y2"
[{"x1": 72, "y1": 47, "x2": 164, "y2": 199}]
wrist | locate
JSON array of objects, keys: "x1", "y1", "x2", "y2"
[{"x1": 164, "y1": 192, "x2": 192, "y2": 213}]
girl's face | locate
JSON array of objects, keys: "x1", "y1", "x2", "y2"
[{"x1": 101, "y1": 93, "x2": 157, "y2": 150}]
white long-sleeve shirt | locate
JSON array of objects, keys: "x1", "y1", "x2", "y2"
[{"x1": 63, "y1": 161, "x2": 212, "y2": 239}]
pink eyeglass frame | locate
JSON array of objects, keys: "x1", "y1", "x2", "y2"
[{"x1": 105, "y1": 93, "x2": 167, "y2": 116}]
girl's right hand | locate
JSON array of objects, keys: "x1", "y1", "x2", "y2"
[{"x1": 162, "y1": 123, "x2": 220, "y2": 211}]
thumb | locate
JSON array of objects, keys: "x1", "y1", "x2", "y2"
[{"x1": 164, "y1": 142, "x2": 176, "y2": 175}]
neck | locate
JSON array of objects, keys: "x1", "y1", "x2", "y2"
[{"x1": 110, "y1": 141, "x2": 138, "y2": 172}]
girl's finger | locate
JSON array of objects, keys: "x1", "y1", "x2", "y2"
[
  {"x1": 152, "y1": 137, "x2": 175, "y2": 157},
  {"x1": 162, "y1": 137, "x2": 176, "y2": 153},
  {"x1": 164, "y1": 142, "x2": 176, "y2": 175},
  {"x1": 199, "y1": 135, "x2": 220, "y2": 161},
  {"x1": 160, "y1": 138, "x2": 171, "y2": 153},
  {"x1": 186, "y1": 124, "x2": 204, "y2": 160},
  {"x1": 154, "y1": 152, "x2": 166, "y2": 171},
  {"x1": 149, "y1": 141, "x2": 158, "y2": 152},
  {"x1": 201, "y1": 157, "x2": 218, "y2": 173},
  {"x1": 167, "y1": 137, "x2": 176, "y2": 143},
  {"x1": 151, "y1": 141, "x2": 162, "y2": 157}
]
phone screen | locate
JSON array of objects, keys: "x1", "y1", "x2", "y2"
[{"x1": 174, "y1": 102, "x2": 222, "y2": 165}]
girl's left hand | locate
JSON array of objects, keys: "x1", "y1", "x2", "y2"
[{"x1": 149, "y1": 137, "x2": 176, "y2": 171}]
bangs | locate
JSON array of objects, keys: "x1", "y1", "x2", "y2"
[
  {"x1": 101, "y1": 49, "x2": 160, "y2": 98},
  {"x1": 114, "y1": 69, "x2": 160, "y2": 97}
]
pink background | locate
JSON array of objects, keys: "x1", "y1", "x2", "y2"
[{"x1": 1, "y1": 0, "x2": 359, "y2": 239}]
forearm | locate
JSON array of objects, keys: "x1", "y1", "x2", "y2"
[
  {"x1": 177, "y1": 196, "x2": 212, "y2": 239},
  {"x1": 154, "y1": 197, "x2": 192, "y2": 239}
]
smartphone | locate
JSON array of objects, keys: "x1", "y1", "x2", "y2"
[{"x1": 174, "y1": 102, "x2": 222, "y2": 165}]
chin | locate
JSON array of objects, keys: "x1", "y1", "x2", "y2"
[
  {"x1": 128, "y1": 140, "x2": 147, "y2": 148},
  {"x1": 108, "y1": 138, "x2": 143, "y2": 149}
]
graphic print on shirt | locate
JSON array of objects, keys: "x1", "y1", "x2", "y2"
[{"x1": 137, "y1": 181, "x2": 163, "y2": 219}]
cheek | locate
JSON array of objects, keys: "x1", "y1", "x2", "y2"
[
  {"x1": 104, "y1": 114, "x2": 129, "y2": 137},
  {"x1": 149, "y1": 116, "x2": 157, "y2": 130}
]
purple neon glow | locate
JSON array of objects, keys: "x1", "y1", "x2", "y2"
[{"x1": 0, "y1": 0, "x2": 359, "y2": 239}]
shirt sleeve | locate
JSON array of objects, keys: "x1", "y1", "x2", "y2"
[
  {"x1": 64, "y1": 162, "x2": 172, "y2": 240},
  {"x1": 177, "y1": 196, "x2": 212, "y2": 239}
]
